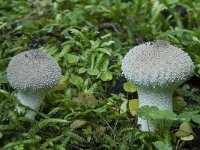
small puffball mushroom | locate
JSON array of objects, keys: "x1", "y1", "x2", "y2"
[
  {"x1": 121, "y1": 40, "x2": 194, "y2": 131},
  {"x1": 7, "y1": 50, "x2": 61, "y2": 119}
]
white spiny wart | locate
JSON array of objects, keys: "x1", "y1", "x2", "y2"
[
  {"x1": 121, "y1": 40, "x2": 194, "y2": 131},
  {"x1": 7, "y1": 50, "x2": 61, "y2": 119}
]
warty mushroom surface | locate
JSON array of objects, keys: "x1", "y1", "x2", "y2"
[
  {"x1": 121, "y1": 40, "x2": 194, "y2": 131},
  {"x1": 7, "y1": 50, "x2": 61, "y2": 119}
]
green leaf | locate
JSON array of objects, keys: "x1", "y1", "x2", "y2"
[
  {"x1": 178, "y1": 111, "x2": 199, "y2": 121},
  {"x1": 78, "y1": 67, "x2": 88, "y2": 74},
  {"x1": 137, "y1": 105, "x2": 158, "y2": 120},
  {"x1": 149, "y1": 109, "x2": 177, "y2": 120},
  {"x1": 87, "y1": 68, "x2": 99, "y2": 76},
  {"x1": 38, "y1": 118, "x2": 69, "y2": 129},
  {"x1": 153, "y1": 141, "x2": 172, "y2": 150},
  {"x1": 165, "y1": 0, "x2": 179, "y2": 4},
  {"x1": 97, "y1": 48, "x2": 112, "y2": 55},
  {"x1": 172, "y1": 96, "x2": 187, "y2": 113},
  {"x1": 66, "y1": 54, "x2": 79, "y2": 64},
  {"x1": 69, "y1": 76, "x2": 83, "y2": 86},
  {"x1": 192, "y1": 114, "x2": 200, "y2": 124},
  {"x1": 0, "y1": 76, "x2": 8, "y2": 84},
  {"x1": 93, "y1": 107, "x2": 107, "y2": 113},
  {"x1": 100, "y1": 72, "x2": 113, "y2": 81},
  {"x1": 0, "y1": 58, "x2": 10, "y2": 70},
  {"x1": 100, "y1": 33, "x2": 112, "y2": 39},
  {"x1": 123, "y1": 81, "x2": 136, "y2": 93},
  {"x1": 151, "y1": 1, "x2": 164, "y2": 24}
]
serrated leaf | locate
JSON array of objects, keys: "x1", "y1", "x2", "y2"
[
  {"x1": 129, "y1": 99, "x2": 139, "y2": 116},
  {"x1": 38, "y1": 118, "x2": 69, "y2": 129},
  {"x1": 66, "y1": 54, "x2": 79, "y2": 64},
  {"x1": 87, "y1": 68, "x2": 99, "y2": 76},
  {"x1": 69, "y1": 76, "x2": 83, "y2": 86},
  {"x1": 100, "y1": 72, "x2": 113, "y2": 81},
  {"x1": 70, "y1": 119, "x2": 88, "y2": 129},
  {"x1": 123, "y1": 82, "x2": 136, "y2": 93}
]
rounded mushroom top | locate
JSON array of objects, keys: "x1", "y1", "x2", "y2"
[
  {"x1": 121, "y1": 41, "x2": 194, "y2": 87},
  {"x1": 7, "y1": 50, "x2": 61, "y2": 91}
]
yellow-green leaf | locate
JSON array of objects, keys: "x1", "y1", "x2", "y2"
[
  {"x1": 172, "y1": 96, "x2": 187, "y2": 113},
  {"x1": 53, "y1": 75, "x2": 67, "y2": 91},
  {"x1": 53, "y1": 81, "x2": 67, "y2": 91},
  {"x1": 180, "y1": 121, "x2": 193, "y2": 133},
  {"x1": 175, "y1": 121, "x2": 193, "y2": 137},
  {"x1": 69, "y1": 76, "x2": 83, "y2": 86},
  {"x1": 87, "y1": 68, "x2": 99, "y2": 76},
  {"x1": 129, "y1": 99, "x2": 139, "y2": 116},
  {"x1": 66, "y1": 54, "x2": 79, "y2": 64},
  {"x1": 100, "y1": 72, "x2": 113, "y2": 81},
  {"x1": 123, "y1": 82, "x2": 136, "y2": 93},
  {"x1": 175, "y1": 130, "x2": 190, "y2": 137}
]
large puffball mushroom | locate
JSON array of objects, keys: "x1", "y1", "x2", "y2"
[
  {"x1": 121, "y1": 40, "x2": 194, "y2": 131},
  {"x1": 7, "y1": 50, "x2": 61, "y2": 119}
]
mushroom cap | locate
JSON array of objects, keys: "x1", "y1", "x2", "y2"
[
  {"x1": 122, "y1": 41, "x2": 194, "y2": 87},
  {"x1": 7, "y1": 50, "x2": 61, "y2": 91}
]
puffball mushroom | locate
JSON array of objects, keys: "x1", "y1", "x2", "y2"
[
  {"x1": 121, "y1": 40, "x2": 194, "y2": 131},
  {"x1": 7, "y1": 50, "x2": 61, "y2": 119}
]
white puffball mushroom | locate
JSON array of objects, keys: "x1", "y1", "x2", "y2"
[
  {"x1": 7, "y1": 50, "x2": 61, "y2": 119},
  {"x1": 121, "y1": 40, "x2": 194, "y2": 131}
]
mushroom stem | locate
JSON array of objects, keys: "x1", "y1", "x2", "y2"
[
  {"x1": 16, "y1": 90, "x2": 46, "y2": 119},
  {"x1": 137, "y1": 86, "x2": 174, "y2": 131}
]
